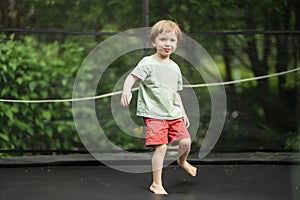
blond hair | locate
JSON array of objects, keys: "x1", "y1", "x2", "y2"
[{"x1": 150, "y1": 20, "x2": 182, "y2": 44}]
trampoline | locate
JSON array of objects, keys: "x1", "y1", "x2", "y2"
[{"x1": 1, "y1": 153, "x2": 299, "y2": 200}]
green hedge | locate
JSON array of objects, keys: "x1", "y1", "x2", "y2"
[{"x1": 0, "y1": 34, "x2": 84, "y2": 152}]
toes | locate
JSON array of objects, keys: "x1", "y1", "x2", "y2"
[{"x1": 178, "y1": 161, "x2": 197, "y2": 176}]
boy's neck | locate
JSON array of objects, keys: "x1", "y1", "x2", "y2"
[{"x1": 153, "y1": 53, "x2": 171, "y2": 63}]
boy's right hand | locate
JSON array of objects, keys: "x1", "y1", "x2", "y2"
[
  {"x1": 121, "y1": 91, "x2": 132, "y2": 106},
  {"x1": 121, "y1": 74, "x2": 138, "y2": 106}
]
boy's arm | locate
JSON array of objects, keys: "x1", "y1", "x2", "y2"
[
  {"x1": 121, "y1": 74, "x2": 139, "y2": 106},
  {"x1": 175, "y1": 92, "x2": 190, "y2": 127}
]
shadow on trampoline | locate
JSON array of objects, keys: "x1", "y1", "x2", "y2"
[{"x1": 0, "y1": 153, "x2": 299, "y2": 200}]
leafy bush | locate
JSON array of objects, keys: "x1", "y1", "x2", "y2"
[{"x1": 0, "y1": 34, "x2": 85, "y2": 153}]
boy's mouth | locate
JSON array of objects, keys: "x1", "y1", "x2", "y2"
[{"x1": 163, "y1": 48, "x2": 171, "y2": 53}]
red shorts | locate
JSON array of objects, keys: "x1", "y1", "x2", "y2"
[{"x1": 143, "y1": 118, "x2": 190, "y2": 147}]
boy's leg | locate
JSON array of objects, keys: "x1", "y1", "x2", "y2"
[
  {"x1": 150, "y1": 144, "x2": 168, "y2": 195},
  {"x1": 177, "y1": 138, "x2": 197, "y2": 177}
]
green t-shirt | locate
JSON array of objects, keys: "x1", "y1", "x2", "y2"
[{"x1": 131, "y1": 55, "x2": 184, "y2": 120}]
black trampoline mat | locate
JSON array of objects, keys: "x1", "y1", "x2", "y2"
[{"x1": 1, "y1": 164, "x2": 299, "y2": 200}]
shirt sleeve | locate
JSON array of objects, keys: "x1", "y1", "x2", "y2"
[
  {"x1": 177, "y1": 67, "x2": 183, "y2": 91},
  {"x1": 130, "y1": 58, "x2": 151, "y2": 81},
  {"x1": 177, "y1": 75, "x2": 183, "y2": 91}
]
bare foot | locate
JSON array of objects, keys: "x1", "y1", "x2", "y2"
[
  {"x1": 177, "y1": 160, "x2": 197, "y2": 177},
  {"x1": 149, "y1": 183, "x2": 168, "y2": 195}
]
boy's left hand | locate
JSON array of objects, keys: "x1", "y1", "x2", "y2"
[{"x1": 183, "y1": 114, "x2": 190, "y2": 128}]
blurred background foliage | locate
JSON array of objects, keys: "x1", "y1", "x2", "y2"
[{"x1": 0, "y1": 0, "x2": 299, "y2": 156}]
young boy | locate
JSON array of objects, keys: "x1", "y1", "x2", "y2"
[{"x1": 121, "y1": 20, "x2": 197, "y2": 195}]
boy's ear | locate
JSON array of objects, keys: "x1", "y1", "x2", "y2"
[{"x1": 151, "y1": 41, "x2": 156, "y2": 48}]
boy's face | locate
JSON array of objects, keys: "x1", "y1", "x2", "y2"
[{"x1": 152, "y1": 31, "x2": 178, "y2": 59}]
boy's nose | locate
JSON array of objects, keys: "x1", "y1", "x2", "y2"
[{"x1": 164, "y1": 40, "x2": 172, "y2": 46}]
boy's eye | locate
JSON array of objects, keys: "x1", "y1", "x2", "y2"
[{"x1": 159, "y1": 38, "x2": 176, "y2": 42}]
